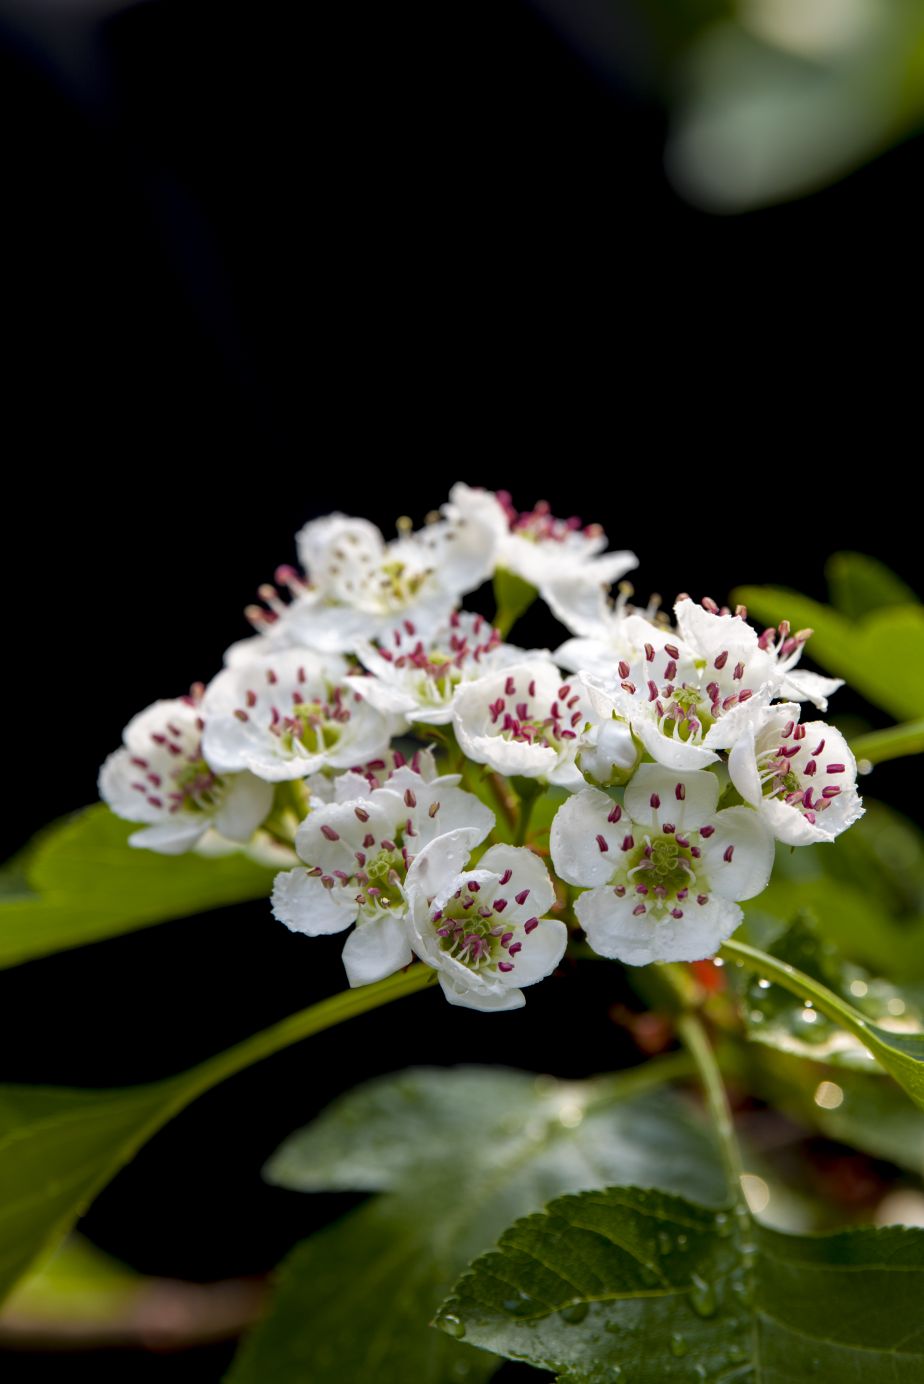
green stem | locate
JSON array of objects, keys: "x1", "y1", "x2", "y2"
[
  {"x1": 850, "y1": 719, "x2": 924, "y2": 766},
  {"x1": 184, "y1": 966, "x2": 435, "y2": 1100},
  {"x1": 656, "y1": 964, "x2": 744, "y2": 1205},
  {"x1": 675, "y1": 1011, "x2": 744, "y2": 1202},
  {"x1": 513, "y1": 779, "x2": 542, "y2": 846}
]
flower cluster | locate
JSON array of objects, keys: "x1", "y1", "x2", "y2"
[{"x1": 99, "y1": 487, "x2": 863, "y2": 1009}]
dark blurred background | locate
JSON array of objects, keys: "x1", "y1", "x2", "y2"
[{"x1": 1, "y1": 0, "x2": 918, "y2": 1377}]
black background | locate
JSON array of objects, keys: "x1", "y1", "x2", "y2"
[{"x1": 1, "y1": 0, "x2": 918, "y2": 1378}]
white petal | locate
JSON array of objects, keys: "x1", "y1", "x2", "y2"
[
  {"x1": 760, "y1": 791, "x2": 865, "y2": 846},
  {"x1": 674, "y1": 598, "x2": 758, "y2": 668},
  {"x1": 624, "y1": 764, "x2": 719, "y2": 832},
  {"x1": 701, "y1": 806, "x2": 774, "y2": 901},
  {"x1": 505, "y1": 917, "x2": 568, "y2": 986},
  {"x1": 213, "y1": 773, "x2": 274, "y2": 842},
  {"x1": 555, "y1": 637, "x2": 615, "y2": 674},
  {"x1": 438, "y1": 974, "x2": 526, "y2": 1012},
  {"x1": 464, "y1": 734, "x2": 560, "y2": 780},
  {"x1": 341, "y1": 915, "x2": 413, "y2": 986},
  {"x1": 578, "y1": 719, "x2": 639, "y2": 786},
  {"x1": 576, "y1": 887, "x2": 742, "y2": 965},
  {"x1": 550, "y1": 788, "x2": 621, "y2": 887},
  {"x1": 632, "y1": 714, "x2": 718, "y2": 770},
  {"x1": 543, "y1": 577, "x2": 612, "y2": 638},
  {"x1": 403, "y1": 828, "x2": 481, "y2": 905},
  {"x1": 478, "y1": 843, "x2": 556, "y2": 918},
  {"x1": 727, "y1": 724, "x2": 761, "y2": 807},
  {"x1": 271, "y1": 868, "x2": 357, "y2": 935},
  {"x1": 128, "y1": 820, "x2": 206, "y2": 854},
  {"x1": 295, "y1": 797, "x2": 403, "y2": 871},
  {"x1": 780, "y1": 670, "x2": 844, "y2": 710}
]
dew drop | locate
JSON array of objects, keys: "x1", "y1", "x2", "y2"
[
  {"x1": 657, "y1": 1231, "x2": 673, "y2": 1255},
  {"x1": 502, "y1": 1293, "x2": 542, "y2": 1318},
  {"x1": 560, "y1": 1300, "x2": 589, "y2": 1325},
  {"x1": 714, "y1": 1212, "x2": 733, "y2": 1238},
  {"x1": 677, "y1": 1233, "x2": 688, "y2": 1247},
  {"x1": 438, "y1": 1314, "x2": 466, "y2": 1339},
  {"x1": 757, "y1": 978, "x2": 771, "y2": 990},
  {"x1": 749, "y1": 1010, "x2": 765, "y2": 1024},
  {"x1": 670, "y1": 1332, "x2": 688, "y2": 1357},
  {"x1": 689, "y1": 1273, "x2": 718, "y2": 1318},
  {"x1": 727, "y1": 1343, "x2": 748, "y2": 1363}
]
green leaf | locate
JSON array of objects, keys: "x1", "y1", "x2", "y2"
[
  {"x1": 0, "y1": 1076, "x2": 190, "y2": 1303},
  {"x1": 734, "y1": 1043, "x2": 924, "y2": 1177},
  {"x1": 733, "y1": 916, "x2": 923, "y2": 1072},
  {"x1": 826, "y1": 552, "x2": 918, "y2": 620},
  {"x1": 229, "y1": 1064, "x2": 727, "y2": 1384},
  {"x1": 1, "y1": 1236, "x2": 140, "y2": 1330},
  {"x1": 0, "y1": 806, "x2": 275, "y2": 969},
  {"x1": 0, "y1": 967, "x2": 434, "y2": 1307},
  {"x1": 733, "y1": 586, "x2": 924, "y2": 720},
  {"x1": 440, "y1": 1185, "x2": 924, "y2": 1381},
  {"x1": 721, "y1": 938, "x2": 924, "y2": 1111}
]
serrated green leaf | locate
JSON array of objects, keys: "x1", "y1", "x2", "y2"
[
  {"x1": 826, "y1": 552, "x2": 918, "y2": 620},
  {"x1": 441, "y1": 1185, "x2": 924, "y2": 1381},
  {"x1": 229, "y1": 1064, "x2": 726, "y2": 1384},
  {"x1": 0, "y1": 806, "x2": 275, "y2": 969},
  {"x1": 732, "y1": 586, "x2": 924, "y2": 720}
]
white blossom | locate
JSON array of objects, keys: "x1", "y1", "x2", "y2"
[
  {"x1": 452, "y1": 661, "x2": 600, "y2": 789},
  {"x1": 202, "y1": 649, "x2": 391, "y2": 782},
  {"x1": 582, "y1": 608, "x2": 773, "y2": 772},
  {"x1": 226, "y1": 509, "x2": 496, "y2": 663},
  {"x1": 550, "y1": 766, "x2": 773, "y2": 965},
  {"x1": 728, "y1": 704, "x2": 864, "y2": 845},
  {"x1": 271, "y1": 762, "x2": 494, "y2": 987},
  {"x1": 355, "y1": 612, "x2": 541, "y2": 726},
  {"x1": 403, "y1": 839, "x2": 567, "y2": 1011},
  {"x1": 447, "y1": 484, "x2": 636, "y2": 621},
  {"x1": 99, "y1": 696, "x2": 272, "y2": 854}
]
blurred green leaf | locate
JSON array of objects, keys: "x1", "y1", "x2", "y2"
[
  {"x1": 229, "y1": 1064, "x2": 726, "y2": 1384},
  {"x1": 0, "y1": 1076, "x2": 189, "y2": 1304},
  {"x1": 0, "y1": 806, "x2": 275, "y2": 969},
  {"x1": 827, "y1": 552, "x2": 917, "y2": 619},
  {"x1": 851, "y1": 720, "x2": 924, "y2": 766},
  {"x1": 440, "y1": 1186, "x2": 924, "y2": 1380},
  {"x1": 734, "y1": 1043, "x2": 924, "y2": 1177},
  {"x1": 733, "y1": 586, "x2": 924, "y2": 720},
  {"x1": 669, "y1": 3, "x2": 924, "y2": 212},
  {"x1": 1, "y1": 1236, "x2": 139, "y2": 1328}
]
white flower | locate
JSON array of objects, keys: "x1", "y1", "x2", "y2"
[
  {"x1": 676, "y1": 597, "x2": 842, "y2": 712},
  {"x1": 355, "y1": 611, "x2": 542, "y2": 726},
  {"x1": 99, "y1": 696, "x2": 272, "y2": 854},
  {"x1": 582, "y1": 613, "x2": 772, "y2": 772},
  {"x1": 550, "y1": 766, "x2": 774, "y2": 965},
  {"x1": 201, "y1": 649, "x2": 391, "y2": 782},
  {"x1": 271, "y1": 763, "x2": 495, "y2": 987},
  {"x1": 447, "y1": 484, "x2": 636, "y2": 619},
  {"x1": 728, "y1": 704, "x2": 864, "y2": 845},
  {"x1": 223, "y1": 509, "x2": 495, "y2": 663},
  {"x1": 404, "y1": 840, "x2": 567, "y2": 1011},
  {"x1": 452, "y1": 661, "x2": 600, "y2": 789}
]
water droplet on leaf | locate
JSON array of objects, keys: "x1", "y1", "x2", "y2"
[
  {"x1": 559, "y1": 1300, "x2": 589, "y2": 1324},
  {"x1": 689, "y1": 1273, "x2": 718, "y2": 1318},
  {"x1": 438, "y1": 1314, "x2": 466, "y2": 1339},
  {"x1": 670, "y1": 1333, "x2": 688, "y2": 1357}
]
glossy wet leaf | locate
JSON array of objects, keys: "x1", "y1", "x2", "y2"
[
  {"x1": 733, "y1": 586, "x2": 924, "y2": 720},
  {"x1": 229, "y1": 1065, "x2": 726, "y2": 1384},
  {"x1": 441, "y1": 1186, "x2": 924, "y2": 1381},
  {"x1": 734, "y1": 916, "x2": 923, "y2": 1071},
  {"x1": 0, "y1": 806, "x2": 275, "y2": 969}
]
